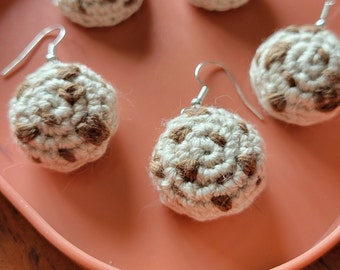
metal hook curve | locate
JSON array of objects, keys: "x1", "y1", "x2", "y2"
[
  {"x1": 1, "y1": 24, "x2": 66, "y2": 76},
  {"x1": 315, "y1": 0, "x2": 335, "y2": 27},
  {"x1": 192, "y1": 61, "x2": 264, "y2": 120}
]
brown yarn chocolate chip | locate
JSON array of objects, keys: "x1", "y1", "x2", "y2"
[
  {"x1": 237, "y1": 122, "x2": 249, "y2": 134},
  {"x1": 76, "y1": 0, "x2": 87, "y2": 13},
  {"x1": 171, "y1": 185, "x2": 185, "y2": 198},
  {"x1": 317, "y1": 48, "x2": 330, "y2": 65},
  {"x1": 254, "y1": 52, "x2": 261, "y2": 66},
  {"x1": 57, "y1": 65, "x2": 81, "y2": 81},
  {"x1": 15, "y1": 124, "x2": 40, "y2": 143},
  {"x1": 256, "y1": 176, "x2": 263, "y2": 186},
  {"x1": 31, "y1": 156, "x2": 42, "y2": 164},
  {"x1": 265, "y1": 41, "x2": 290, "y2": 70},
  {"x1": 58, "y1": 149, "x2": 76, "y2": 163},
  {"x1": 300, "y1": 24, "x2": 322, "y2": 34},
  {"x1": 209, "y1": 132, "x2": 226, "y2": 147},
  {"x1": 313, "y1": 87, "x2": 339, "y2": 112},
  {"x1": 285, "y1": 25, "x2": 300, "y2": 33},
  {"x1": 323, "y1": 69, "x2": 340, "y2": 84},
  {"x1": 267, "y1": 93, "x2": 287, "y2": 112},
  {"x1": 58, "y1": 84, "x2": 85, "y2": 105},
  {"x1": 211, "y1": 195, "x2": 232, "y2": 212},
  {"x1": 282, "y1": 70, "x2": 296, "y2": 87},
  {"x1": 184, "y1": 106, "x2": 211, "y2": 117},
  {"x1": 124, "y1": 0, "x2": 137, "y2": 6},
  {"x1": 76, "y1": 114, "x2": 110, "y2": 146},
  {"x1": 236, "y1": 154, "x2": 257, "y2": 177},
  {"x1": 150, "y1": 154, "x2": 165, "y2": 178},
  {"x1": 286, "y1": 24, "x2": 321, "y2": 34},
  {"x1": 176, "y1": 159, "x2": 199, "y2": 182},
  {"x1": 41, "y1": 113, "x2": 59, "y2": 125},
  {"x1": 169, "y1": 126, "x2": 192, "y2": 144},
  {"x1": 15, "y1": 81, "x2": 30, "y2": 99}
]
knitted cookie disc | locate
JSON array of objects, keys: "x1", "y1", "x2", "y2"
[
  {"x1": 250, "y1": 25, "x2": 340, "y2": 126},
  {"x1": 187, "y1": 0, "x2": 249, "y2": 11},
  {"x1": 8, "y1": 61, "x2": 118, "y2": 172},
  {"x1": 149, "y1": 106, "x2": 265, "y2": 221},
  {"x1": 54, "y1": 0, "x2": 144, "y2": 27}
]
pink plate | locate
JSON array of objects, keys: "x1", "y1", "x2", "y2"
[{"x1": 0, "y1": 0, "x2": 339, "y2": 269}]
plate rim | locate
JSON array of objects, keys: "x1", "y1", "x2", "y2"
[{"x1": 0, "y1": 174, "x2": 339, "y2": 270}]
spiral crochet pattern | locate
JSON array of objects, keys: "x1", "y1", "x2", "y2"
[
  {"x1": 8, "y1": 61, "x2": 118, "y2": 172},
  {"x1": 149, "y1": 106, "x2": 265, "y2": 221},
  {"x1": 187, "y1": 0, "x2": 249, "y2": 11},
  {"x1": 54, "y1": 0, "x2": 144, "y2": 27},
  {"x1": 250, "y1": 25, "x2": 340, "y2": 126}
]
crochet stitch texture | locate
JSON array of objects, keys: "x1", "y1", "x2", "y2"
[
  {"x1": 54, "y1": 0, "x2": 144, "y2": 27},
  {"x1": 8, "y1": 61, "x2": 118, "y2": 172},
  {"x1": 187, "y1": 0, "x2": 249, "y2": 11},
  {"x1": 250, "y1": 25, "x2": 340, "y2": 125},
  {"x1": 149, "y1": 106, "x2": 265, "y2": 221}
]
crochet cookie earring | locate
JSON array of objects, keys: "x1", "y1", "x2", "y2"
[
  {"x1": 187, "y1": 0, "x2": 249, "y2": 11},
  {"x1": 149, "y1": 62, "x2": 265, "y2": 221},
  {"x1": 2, "y1": 25, "x2": 118, "y2": 172},
  {"x1": 53, "y1": 0, "x2": 144, "y2": 27},
  {"x1": 250, "y1": 1, "x2": 340, "y2": 126}
]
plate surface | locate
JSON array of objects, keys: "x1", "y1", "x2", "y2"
[{"x1": 0, "y1": 1, "x2": 339, "y2": 269}]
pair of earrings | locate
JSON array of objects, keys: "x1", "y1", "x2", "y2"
[{"x1": 2, "y1": 24, "x2": 265, "y2": 222}]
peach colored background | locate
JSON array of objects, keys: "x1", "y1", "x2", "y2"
[{"x1": 0, "y1": 0, "x2": 339, "y2": 269}]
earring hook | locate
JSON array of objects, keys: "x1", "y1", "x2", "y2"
[
  {"x1": 1, "y1": 24, "x2": 66, "y2": 76},
  {"x1": 315, "y1": 0, "x2": 335, "y2": 27},
  {"x1": 191, "y1": 61, "x2": 264, "y2": 120}
]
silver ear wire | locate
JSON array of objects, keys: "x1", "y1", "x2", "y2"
[
  {"x1": 1, "y1": 25, "x2": 66, "y2": 76},
  {"x1": 315, "y1": 0, "x2": 335, "y2": 27},
  {"x1": 191, "y1": 61, "x2": 264, "y2": 120}
]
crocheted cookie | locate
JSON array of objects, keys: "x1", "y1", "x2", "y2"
[
  {"x1": 8, "y1": 61, "x2": 118, "y2": 172},
  {"x1": 54, "y1": 0, "x2": 144, "y2": 27},
  {"x1": 149, "y1": 106, "x2": 265, "y2": 221},
  {"x1": 250, "y1": 25, "x2": 340, "y2": 125},
  {"x1": 187, "y1": 0, "x2": 249, "y2": 11}
]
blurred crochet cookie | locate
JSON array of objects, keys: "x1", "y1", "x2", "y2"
[
  {"x1": 8, "y1": 61, "x2": 118, "y2": 172},
  {"x1": 149, "y1": 106, "x2": 265, "y2": 221},
  {"x1": 54, "y1": 0, "x2": 144, "y2": 27},
  {"x1": 187, "y1": 0, "x2": 249, "y2": 11},
  {"x1": 250, "y1": 25, "x2": 340, "y2": 125}
]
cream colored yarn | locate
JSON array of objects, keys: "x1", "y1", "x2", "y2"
[
  {"x1": 54, "y1": 0, "x2": 144, "y2": 27},
  {"x1": 187, "y1": 0, "x2": 249, "y2": 11},
  {"x1": 8, "y1": 61, "x2": 118, "y2": 172},
  {"x1": 250, "y1": 25, "x2": 340, "y2": 126},
  {"x1": 149, "y1": 106, "x2": 265, "y2": 221}
]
